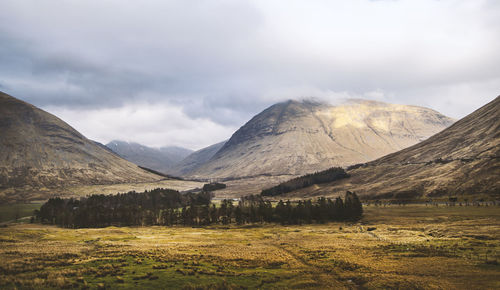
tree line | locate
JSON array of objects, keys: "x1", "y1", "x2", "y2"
[
  {"x1": 261, "y1": 167, "x2": 349, "y2": 196},
  {"x1": 34, "y1": 188, "x2": 363, "y2": 228},
  {"x1": 202, "y1": 182, "x2": 226, "y2": 191}
]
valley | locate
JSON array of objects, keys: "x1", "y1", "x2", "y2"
[
  {"x1": 0, "y1": 92, "x2": 498, "y2": 290},
  {"x1": 1, "y1": 2, "x2": 499, "y2": 289}
]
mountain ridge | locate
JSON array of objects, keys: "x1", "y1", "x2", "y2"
[
  {"x1": 186, "y1": 99, "x2": 455, "y2": 179},
  {"x1": 0, "y1": 91, "x2": 163, "y2": 203},
  {"x1": 106, "y1": 140, "x2": 193, "y2": 174},
  {"x1": 170, "y1": 140, "x2": 227, "y2": 176},
  {"x1": 282, "y1": 95, "x2": 500, "y2": 199}
]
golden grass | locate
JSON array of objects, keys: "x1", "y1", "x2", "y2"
[
  {"x1": 0, "y1": 179, "x2": 206, "y2": 204},
  {"x1": 0, "y1": 205, "x2": 499, "y2": 289},
  {"x1": 66, "y1": 179, "x2": 205, "y2": 197}
]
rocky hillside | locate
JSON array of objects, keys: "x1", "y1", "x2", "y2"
[
  {"x1": 106, "y1": 140, "x2": 192, "y2": 174},
  {"x1": 0, "y1": 92, "x2": 163, "y2": 203},
  {"x1": 187, "y1": 99, "x2": 454, "y2": 179},
  {"x1": 283, "y1": 96, "x2": 500, "y2": 199}
]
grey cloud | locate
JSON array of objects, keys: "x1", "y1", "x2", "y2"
[{"x1": 0, "y1": 0, "x2": 499, "y2": 148}]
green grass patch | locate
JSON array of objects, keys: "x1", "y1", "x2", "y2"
[
  {"x1": 75, "y1": 255, "x2": 292, "y2": 289},
  {"x1": 0, "y1": 203, "x2": 42, "y2": 223}
]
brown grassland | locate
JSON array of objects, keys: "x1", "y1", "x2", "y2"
[
  {"x1": 0, "y1": 205, "x2": 499, "y2": 289},
  {"x1": 0, "y1": 179, "x2": 206, "y2": 204}
]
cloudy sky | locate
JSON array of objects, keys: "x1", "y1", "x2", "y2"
[{"x1": 1, "y1": 0, "x2": 499, "y2": 150}]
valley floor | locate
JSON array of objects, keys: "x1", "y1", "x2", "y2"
[
  {"x1": 0, "y1": 205, "x2": 499, "y2": 289},
  {"x1": 0, "y1": 179, "x2": 205, "y2": 204}
]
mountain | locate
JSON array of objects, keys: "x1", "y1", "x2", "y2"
[
  {"x1": 186, "y1": 99, "x2": 455, "y2": 179},
  {"x1": 160, "y1": 146, "x2": 193, "y2": 162},
  {"x1": 170, "y1": 141, "x2": 227, "y2": 177},
  {"x1": 282, "y1": 95, "x2": 500, "y2": 199},
  {"x1": 0, "y1": 92, "x2": 163, "y2": 203},
  {"x1": 106, "y1": 140, "x2": 193, "y2": 174}
]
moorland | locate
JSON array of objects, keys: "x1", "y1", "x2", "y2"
[{"x1": 1, "y1": 204, "x2": 499, "y2": 289}]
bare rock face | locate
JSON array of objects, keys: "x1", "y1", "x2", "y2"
[
  {"x1": 0, "y1": 92, "x2": 162, "y2": 202},
  {"x1": 285, "y1": 96, "x2": 500, "y2": 199},
  {"x1": 188, "y1": 99, "x2": 455, "y2": 179},
  {"x1": 106, "y1": 140, "x2": 193, "y2": 174}
]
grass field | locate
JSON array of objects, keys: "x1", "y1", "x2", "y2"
[
  {"x1": 0, "y1": 203, "x2": 42, "y2": 223},
  {"x1": 0, "y1": 179, "x2": 206, "y2": 204},
  {"x1": 0, "y1": 205, "x2": 499, "y2": 289}
]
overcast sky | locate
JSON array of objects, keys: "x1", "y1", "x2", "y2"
[{"x1": 1, "y1": 0, "x2": 499, "y2": 150}]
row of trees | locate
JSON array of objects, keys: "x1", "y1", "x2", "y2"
[
  {"x1": 234, "y1": 192, "x2": 362, "y2": 225},
  {"x1": 34, "y1": 189, "x2": 211, "y2": 228},
  {"x1": 202, "y1": 182, "x2": 227, "y2": 191},
  {"x1": 261, "y1": 167, "x2": 349, "y2": 196},
  {"x1": 34, "y1": 188, "x2": 363, "y2": 228}
]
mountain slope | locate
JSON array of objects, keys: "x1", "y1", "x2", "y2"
[
  {"x1": 160, "y1": 146, "x2": 193, "y2": 163},
  {"x1": 106, "y1": 140, "x2": 192, "y2": 174},
  {"x1": 284, "y1": 95, "x2": 500, "y2": 199},
  {"x1": 170, "y1": 141, "x2": 227, "y2": 176},
  {"x1": 0, "y1": 92, "x2": 163, "y2": 202},
  {"x1": 188, "y1": 99, "x2": 454, "y2": 179}
]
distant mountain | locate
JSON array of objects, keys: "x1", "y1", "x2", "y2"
[
  {"x1": 160, "y1": 146, "x2": 193, "y2": 162},
  {"x1": 282, "y1": 95, "x2": 500, "y2": 199},
  {"x1": 170, "y1": 141, "x2": 227, "y2": 176},
  {"x1": 0, "y1": 91, "x2": 163, "y2": 203},
  {"x1": 106, "y1": 140, "x2": 192, "y2": 174},
  {"x1": 187, "y1": 99, "x2": 455, "y2": 179}
]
